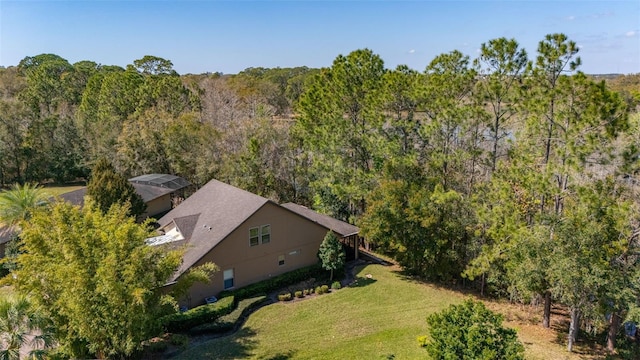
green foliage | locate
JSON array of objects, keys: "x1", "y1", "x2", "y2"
[
  {"x1": 13, "y1": 201, "x2": 185, "y2": 359},
  {"x1": 295, "y1": 48, "x2": 387, "y2": 220},
  {"x1": 278, "y1": 293, "x2": 292, "y2": 302},
  {"x1": 360, "y1": 167, "x2": 470, "y2": 280},
  {"x1": 0, "y1": 295, "x2": 54, "y2": 360},
  {"x1": 161, "y1": 296, "x2": 235, "y2": 333},
  {"x1": 424, "y1": 299, "x2": 525, "y2": 360},
  {"x1": 218, "y1": 263, "x2": 323, "y2": 301},
  {"x1": 318, "y1": 231, "x2": 345, "y2": 281},
  {"x1": 0, "y1": 183, "x2": 49, "y2": 225},
  {"x1": 294, "y1": 290, "x2": 304, "y2": 298},
  {"x1": 331, "y1": 281, "x2": 341, "y2": 290},
  {"x1": 86, "y1": 158, "x2": 146, "y2": 219}
]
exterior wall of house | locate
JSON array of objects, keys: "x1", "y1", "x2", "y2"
[
  {"x1": 144, "y1": 194, "x2": 172, "y2": 218},
  {"x1": 182, "y1": 203, "x2": 329, "y2": 307}
]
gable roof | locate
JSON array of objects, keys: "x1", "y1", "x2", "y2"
[
  {"x1": 157, "y1": 180, "x2": 270, "y2": 281},
  {"x1": 280, "y1": 203, "x2": 359, "y2": 237}
]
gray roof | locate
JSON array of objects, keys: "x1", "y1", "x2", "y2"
[
  {"x1": 0, "y1": 225, "x2": 17, "y2": 245},
  {"x1": 58, "y1": 188, "x2": 87, "y2": 207},
  {"x1": 129, "y1": 174, "x2": 190, "y2": 190},
  {"x1": 132, "y1": 183, "x2": 174, "y2": 203},
  {"x1": 56, "y1": 176, "x2": 182, "y2": 207},
  {"x1": 157, "y1": 180, "x2": 270, "y2": 281},
  {"x1": 281, "y1": 203, "x2": 360, "y2": 237}
]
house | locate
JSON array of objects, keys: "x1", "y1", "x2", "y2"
[
  {"x1": 0, "y1": 225, "x2": 17, "y2": 258},
  {"x1": 58, "y1": 174, "x2": 190, "y2": 219},
  {"x1": 281, "y1": 203, "x2": 361, "y2": 260},
  {"x1": 0, "y1": 174, "x2": 190, "y2": 258},
  {"x1": 152, "y1": 179, "x2": 359, "y2": 307}
]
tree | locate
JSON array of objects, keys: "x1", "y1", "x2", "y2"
[
  {"x1": 360, "y1": 162, "x2": 470, "y2": 280},
  {"x1": 295, "y1": 49, "x2": 386, "y2": 221},
  {"x1": 0, "y1": 296, "x2": 54, "y2": 360},
  {"x1": 547, "y1": 179, "x2": 637, "y2": 352},
  {"x1": 0, "y1": 183, "x2": 49, "y2": 226},
  {"x1": 424, "y1": 299, "x2": 524, "y2": 360},
  {"x1": 12, "y1": 201, "x2": 213, "y2": 359},
  {"x1": 318, "y1": 231, "x2": 345, "y2": 281},
  {"x1": 86, "y1": 158, "x2": 146, "y2": 219},
  {"x1": 474, "y1": 37, "x2": 527, "y2": 173}
]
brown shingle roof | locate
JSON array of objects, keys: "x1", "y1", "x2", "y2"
[
  {"x1": 280, "y1": 203, "x2": 359, "y2": 237},
  {"x1": 157, "y1": 180, "x2": 269, "y2": 281}
]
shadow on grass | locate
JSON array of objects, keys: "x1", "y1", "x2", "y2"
[
  {"x1": 348, "y1": 276, "x2": 377, "y2": 288},
  {"x1": 258, "y1": 350, "x2": 297, "y2": 359},
  {"x1": 171, "y1": 327, "x2": 259, "y2": 360}
]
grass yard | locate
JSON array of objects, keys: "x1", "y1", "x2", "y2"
[
  {"x1": 174, "y1": 263, "x2": 598, "y2": 360},
  {"x1": 42, "y1": 185, "x2": 84, "y2": 197}
]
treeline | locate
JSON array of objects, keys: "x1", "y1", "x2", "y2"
[
  {"x1": 0, "y1": 54, "x2": 319, "y2": 196},
  {"x1": 1, "y1": 33, "x2": 639, "y2": 353}
]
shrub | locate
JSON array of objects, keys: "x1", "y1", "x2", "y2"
[
  {"x1": 315, "y1": 286, "x2": 323, "y2": 294},
  {"x1": 278, "y1": 293, "x2": 292, "y2": 301},
  {"x1": 145, "y1": 339, "x2": 168, "y2": 353},
  {"x1": 303, "y1": 289, "x2": 309, "y2": 296},
  {"x1": 331, "y1": 281, "x2": 342, "y2": 290},
  {"x1": 294, "y1": 291, "x2": 303, "y2": 298},
  {"x1": 321, "y1": 285, "x2": 329, "y2": 293},
  {"x1": 189, "y1": 296, "x2": 268, "y2": 335},
  {"x1": 218, "y1": 264, "x2": 323, "y2": 301},
  {"x1": 424, "y1": 299, "x2": 524, "y2": 359},
  {"x1": 160, "y1": 296, "x2": 235, "y2": 333}
]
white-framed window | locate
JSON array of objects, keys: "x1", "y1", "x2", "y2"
[
  {"x1": 223, "y1": 269, "x2": 234, "y2": 290},
  {"x1": 249, "y1": 225, "x2": 271, "y2": 246},
  {"x1": 261, "y1": 225, "x2": 271, "y2": 244},
  {"x1": 278, "y1": 254, "x2": 285, "y2": 266},
  {"x1": 249, "y1": 227, "x2": 259, "y2": 246}
]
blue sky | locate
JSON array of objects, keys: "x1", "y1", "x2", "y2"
[{"x1": 1, "y1": 1, "x2": 638, "y2": 74}]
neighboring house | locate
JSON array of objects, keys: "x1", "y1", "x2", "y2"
[
  {"x1": 0, "y1": 174, "x2": 190, "y2": 259},
  {"x1": 151, "y1": 179, "x2": 359, "y2": 307},
  {"x1": 58, "y1": 174, "x2": 190, "y2": 219},
  {"x1": 0, "y1": 224, "x2": 17, "y2": 258}
]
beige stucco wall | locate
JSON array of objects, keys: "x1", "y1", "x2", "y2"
[
  {"x1": 144, "y1": 194, "x2": 172, "y2": 218},
  {"x1": 182, "y1": 203, "x2": 330, "y2": 306}
]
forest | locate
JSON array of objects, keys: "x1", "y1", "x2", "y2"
[{"x1": 1, "y1": 33, "x2": 640, "y2": 353}]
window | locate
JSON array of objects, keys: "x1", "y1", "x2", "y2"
[
  {"x1": 249, "y1": 227, "x2": 259, "y2": 246},
  {"x1": 278, "y1": 255, "x2": 285, "y2": 266},
  {"x1": 261, "y1": 225, "x2": 271, "y2": 244},
  {"x1": 223, "y1": 269, "x2": 234, "y2": 289},
  {"x1": 249, "y1": 225, "x2": 271, "y2": 246}
]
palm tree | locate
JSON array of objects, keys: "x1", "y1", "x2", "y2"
[
  {"x1": 0, "y1": 184, "x2": 50, "y2": 275},
  {"x1": 0, "y1": 184, "x2": 49, "y2": 227},
  {"x1": 0, "y1": 296, "x2": 54, "y2": 360}
]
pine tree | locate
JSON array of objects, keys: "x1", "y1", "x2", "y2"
[{"x1": 86, "y1": 158, "x2": 146, "y2": 219}]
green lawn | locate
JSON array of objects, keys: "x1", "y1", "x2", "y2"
[
  {"x1": 42, "y1": 185, "x2": 84, "y2": 197},
  {"x1": 174, "y1": 263, "x2": 596, "y2": 360}
]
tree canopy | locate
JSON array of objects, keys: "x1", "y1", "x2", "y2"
[
  {"x1": 86, "y1": 158, "x2": 146, "y2": 219},
  {"x1": 13, "y1": 201, "x2": 186, "y2": 358}
]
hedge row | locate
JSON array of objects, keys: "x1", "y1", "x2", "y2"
[
  {"x1": 189, "y1": 296, "x2": 268, "y2": 335},
  {"x1": 218, "y1": 264, "x2": 324, "y2": 301},
  {"x1": 161, "y1": 296, "x2": 235, "y2": 333}
]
